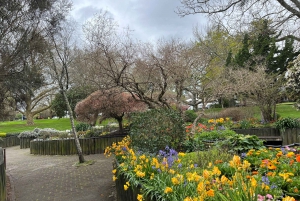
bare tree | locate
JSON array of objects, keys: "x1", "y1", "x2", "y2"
[
  {"x1": 178, "y1": 0, "x2": 300, "y2": 42},
  {"x1": 47, "y1": 21, "x2": 85, "y2": 163},
  {"x1": 82, "y1": 12, "x2": 192, "y2": 109}
]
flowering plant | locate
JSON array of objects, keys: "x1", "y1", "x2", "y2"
[
  {"x1": 105, "y1": 137, "x2": 299, "y2": 201},
  {"x1": 208, "y1": 117, "x2": 233, "y2": 129}
]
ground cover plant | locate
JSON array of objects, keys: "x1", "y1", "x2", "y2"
[{"x1": 105, "y1": 137, "x2": 300, "y2": 201}]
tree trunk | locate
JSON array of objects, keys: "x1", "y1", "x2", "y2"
[
  {"x1": 260, "y1": 105, "x2": 274, "y2": 122},
  {"x1": 116, "y1": 117, "x2": 123, "y2": 134},
  {"x1": 62, "y1": 91, "x2": 85, "y2": 163},
  {"x1": 26, "y1": 113, "x2": 35, "y2": 126}
]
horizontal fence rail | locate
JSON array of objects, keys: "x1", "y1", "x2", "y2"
[
  {"x1": 0, "y1": 148, "x2": 6, "y2": 201},
  {"x1": 30, "y1": 135, "x2": 126, "y2": 155},
  {"x1": 233, "y1": 128, "x2": 300, "y2": 145}
]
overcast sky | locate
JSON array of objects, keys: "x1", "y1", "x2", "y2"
[{"x1": 70, "y1": 0, "x2": 207, "y2": 43}]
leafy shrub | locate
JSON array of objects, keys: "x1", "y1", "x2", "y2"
[
  {"x1": 129, "y1": 108, "x2": 185, "y2": 154},
  {"x1": 275, "y1": 117, "x2": 300, "y2": 132},
  {"x1": 195, "y1": 129, "x2": 236, "y2": 142},
  {"x1": 215, "y1": 134, "x2": 265, "y2": 154},
  {"x1": 0, "y1": 133, "x2": 6, "y2": 137},
  {"x1": 85, "y1": 130, "x2": 99, "y2": 138},
  {"x1": 239, "y1": 119, "x2": 252, "y2": 129},
  {"x1": 183, "y1": 147, "x2": 233, "y2": 169},
  {"x1": 75, "y1": 122, "x2": 90, "y2": 131},
  {"x1": 183, "y1": 110, "x2": 197, "y2": 123},
  {"x1": 183, "y1": 129, "x2": 237, "y2": 152}
]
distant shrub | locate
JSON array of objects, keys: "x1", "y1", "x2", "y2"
[
  {"x1": 0, "y1": 133, "x2": 6, "y2": 137},
  {"x1": 75, "y1": 122, "x2": 90, "y2": 132},
  {"x1": 275, "y1": 117, "x2": 300, "y2": 132},
  {"x1": 85, "y1": 130, "x2": 99, "y2": 138},
  {"x1": 183, "y1": 110, "x2": 198, "y2": 123},
  {"x1": 216, "y1": 134, "x2": 265, "y2": 154},
  {"x1": 130, "y1": 108, "x2": 185, "y2": 154}
]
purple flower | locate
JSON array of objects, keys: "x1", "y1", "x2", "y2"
[{"x1": 262, "y1": 176, "x2": 270, "y2": 185}]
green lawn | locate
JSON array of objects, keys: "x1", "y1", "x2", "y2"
[
  {"x1": 0, "y1": 103, "x2": 299, "y2": 134},
  {"x1": 207, "y1": 102, "x2": 300, "y2": 119},
  {"x1": 0, "y1": 118, "x2": 73, "y2": 133},
  {"x1": 0, "y1": 117, "x2": 119, "y2": 133}
]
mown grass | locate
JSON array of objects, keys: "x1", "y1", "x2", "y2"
[
  {"x1": 0, "y1": 103, "x2": 299, "y2": 134},
  {"x1": 0, "y1": 118, "x2": 117, "y2": 133}
]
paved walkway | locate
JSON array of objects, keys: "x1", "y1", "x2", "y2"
[{"x1": 5, "y1": 146, "x2": 117, "y2": 201}]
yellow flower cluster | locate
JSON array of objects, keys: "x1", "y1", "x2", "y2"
[
  {"x1": 208, "y1": 117, "x2": 231, "y2": 127},
  {"x1": 106, "y1": 137, "x2": 299, "y2": 201}
]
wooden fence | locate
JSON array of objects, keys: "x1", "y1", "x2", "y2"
[
  {"x1": 0, "y1": 148, "x2": 6, "y2": 201},
  {"x1": 0, "y1": 136, "x2": 20, "y2": 148},
  {"x1": 30, "y1": 135, "x2": 126, "y2": 155},
  {"x1": 233, "y1": 128, "x2": 300, "y2": 145},
  {"x1": 20, "y1": 138, "x2": 36, "y2": 149}
]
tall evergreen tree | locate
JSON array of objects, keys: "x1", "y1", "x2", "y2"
[{"x1": 233, "y1": 33, "x2": 251, "y2": 67}]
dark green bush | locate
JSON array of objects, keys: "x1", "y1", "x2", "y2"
[
  {"x1": 183, "y1": 110, "x2": 197, "y2": 123},
  {"x1": 275, "y1": 117, "x2": 300, "y2": 132},
  {"x1": 75, "y1": 122, "x2": 90, "y2": 131},
  {"x1": 129, "y1": 108, "x2": 185, "y2": 154},
  {"x1": 183, "y1": 129, "x2": 237, "y2": 152},
  {"x1": 215, "y1": 134, "x2": 265, "y2": 154}
]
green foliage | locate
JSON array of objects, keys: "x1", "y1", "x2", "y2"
[
  {"x1": 183, "y1": 129, "x2": 237, "y2": 152},
  {"x1": 274, "y1": 117, "x2": 300, "y2": 132},
  {"x1": 84, "y1": 130, "x2": 99, "y2": 138},
  {"x1": 183, "y1": 147, "x2": 233, "y2": 169},
  {"x1": 129, "y1": 108, "x2": 185, "y2": 154},
  {"x1": 183, "y1": 110, "x2": 198, "y2": 123},
  {"x1": 51, "y1": 87, "x2": 92, "y2": 118},
  {"x1": 0, "y1": 133, "x2": 6, "y2": 137},
  {"x1": 239, "y1": 119, "x2": 252, "y2": 129},
  {"x1": 75, "y1": 122, "x2": 90, "y2": 132},
  {"x1": 215, "y1": 134, "x2": 265, "y2": 154},
  {"x1": 195, "y1": 129, "x2": 236, "y2": 141}
]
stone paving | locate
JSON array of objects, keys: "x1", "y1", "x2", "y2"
[{"x1": 5, "y1": 146, "x2": 116, "y2": 201}]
